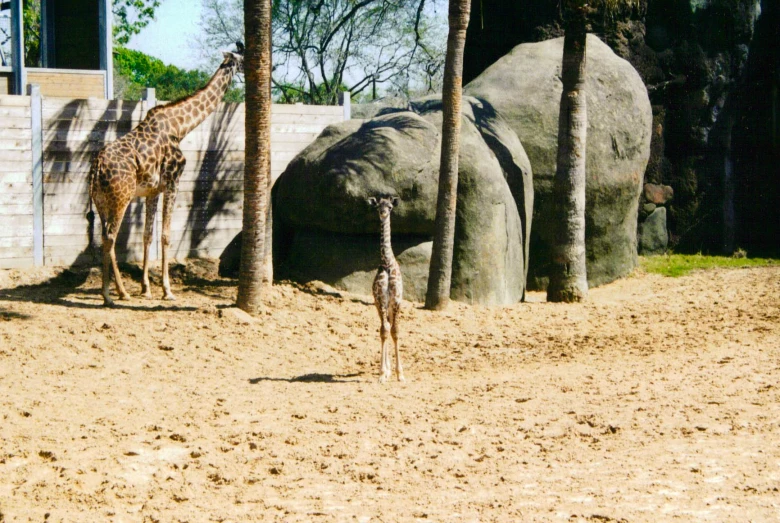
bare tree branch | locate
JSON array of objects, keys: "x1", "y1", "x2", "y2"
[{"x1": 197, "y1": 0, "x2": 446, "y2": 104}]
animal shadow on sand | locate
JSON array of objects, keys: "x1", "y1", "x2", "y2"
[
  {"x1": 0, "y1": 308, "x2": 32, "y2": 320},
  {"x1": 0, "y1": 264, "x2": 199, "y2": 312},
  {"x1": 249, "y1": 373, "x2": 364, "y2": 384}
]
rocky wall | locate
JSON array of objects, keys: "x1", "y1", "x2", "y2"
[{"x1": 465, "y1": 0, "x2": 778, "y2": 255}]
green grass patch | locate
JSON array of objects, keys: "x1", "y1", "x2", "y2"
[{"x1": 640, "y1": 253, "x2": 778, "y2": 278}]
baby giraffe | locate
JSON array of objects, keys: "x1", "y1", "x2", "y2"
[{"x1": 369, "y1": 196, "x2": 405, "y2": 383}]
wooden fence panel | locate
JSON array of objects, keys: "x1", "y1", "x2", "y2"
[
  {"x1": 27, "y1": 69, "x2": 106, "y2": 99},
  {"x1": 0, "y1": 69, "x2": 12, "y2": 95},
  {"x1": 40, "y1": 97, "x2": 145, "y2": 266},
  {"x1": 0, "y1": 95, "x2": 33, "y2": 268},
  {"x1": 0, "y1": 95, "x2": 346, "y2": 268}
]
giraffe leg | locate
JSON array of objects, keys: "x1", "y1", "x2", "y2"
[
  {"x1": 390, "y1": 304, "x2": 404, "y2": 382},
  {"x1": 160, "y1": 150, "x2": 185, "y2": 301},
  {"x1": 141, "y1": 194, "x2": 160, "y2": 299},
  {"x1": 100, "y1": 213, "x2": 130, "y2": 306},
  {"x1": 374, "y1": 270, "x2": 392, "y2": 383},
  {"x1": 92, "y1": 158, "x2": 131, "y2": 306},
  {"x1": 376, "y1": 300, "x2": 390, "y2": 383},
  {"x1": 110, "y1": 240, "x2": 130, "y2": 301},
  {"x1": 379, "y1": 318, "x2": 392, "y2": 383},
  {"x1": 100, "y1": 225, "x2": 114, "y2": 307},
  {"x1": 161, "y1": 190, "x2": 177, "y2": 301}
]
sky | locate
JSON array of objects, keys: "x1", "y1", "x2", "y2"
[{"x1": 126, "y1": 0, "x2": 205, "y2": 70}]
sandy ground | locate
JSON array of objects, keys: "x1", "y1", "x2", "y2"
[{"x1": 0, "y1": 261, "x2": 778, "y2": 522}]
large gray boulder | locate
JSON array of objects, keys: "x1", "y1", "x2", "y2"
[
  {"x1": 465, "y1": 34, "x2": 652, "y2": 289},
  {"x1": 273, "y1": 96, "x2": 533, "y2": 305},
  {"x1": 273, "y1": 113, "x2": 439, "y2": 235}
]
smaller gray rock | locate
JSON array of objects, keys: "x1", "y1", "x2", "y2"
[
  {"x1": 638, "y1": 202, "x2": 656, "y2": 221},
  {"x1": 639, "y1": 207, "x2": 669, "y2": 255}
]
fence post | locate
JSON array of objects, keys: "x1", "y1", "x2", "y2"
[
  {"x1": 28, "y1": 84, "x2": 44, "y2": 266},
  {"x1": 143, "y1": 87, "x2": 156, "y2": 108},
  {"x1": 10, "y1": 0, "x2": 26, "y2": 95},
  {"x1": 98, "y1": 0, "x2": 113, "y2": 99},
  {"x1": 142, "y1": 88, "x2": 159, "y2": 261},
  {"x1": 339, "y1": 91, "x2": 351, "y2": 121}
]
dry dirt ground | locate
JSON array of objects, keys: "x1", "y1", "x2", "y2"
[{"x1": 0, "y1": 261, "x2": 778, "y2": 522}]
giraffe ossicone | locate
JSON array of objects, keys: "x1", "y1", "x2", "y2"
[
  {"x1": 88, "y1": 47, "x2": 244, "y2": 306},
  {"x1": 369, "y1": 195, "x2": 405, "y2": 383}
]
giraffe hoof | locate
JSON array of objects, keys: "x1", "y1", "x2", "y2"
[
  {"x1": 378, "y1": 375, "x2": 389, "y2": 384},
  {"x1": 163, "y1": 293, "x2": 177, "y2": 301},
  {"x1": 118, "y1": 293, "x2": 131, "y2": 301},
  {"x1": 103, "y1": 298, "x2": 115, "y2": 308},
  {"x1": 397, "y1": 375, "x2": 406, "y2": 383}
]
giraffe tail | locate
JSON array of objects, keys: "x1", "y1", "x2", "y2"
[{"x1": 86, "y1": 153, "x2": 100, "y2": 262}]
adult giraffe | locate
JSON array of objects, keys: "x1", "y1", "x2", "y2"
[{"x1": 89, "y1": 46, "x2": 244, "y2": 306}]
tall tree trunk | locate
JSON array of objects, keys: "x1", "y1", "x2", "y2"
[
  {"x1": 263, "y1": 154, "x2": 274, "y2": 286},
  {"x1": 547, "y1": 4, "x2": 589, "y2": 303},
  {"x1": 237, "y1": 0, "x2": 272, "y2": 313},
  {"x1": 425, "y1": 0, "x2": 471, "y2": 311}
]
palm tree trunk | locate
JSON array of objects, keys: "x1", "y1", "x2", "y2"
[
  {"x1": 425, "y1": 0, "x2": 471, "y2": 311},
  {"x1": 237, "y1": 0, "x2": 272, "y2": 313},
  {"x1": 547, "y1": 5, "x2": 589, "y2": 303},
  {"x1": 263, "y1": 156, "x2": 274, "y2": 286}
]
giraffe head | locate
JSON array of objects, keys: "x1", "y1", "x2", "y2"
[
  {"x1": 221, "y1": 42, "x2": 244, "y2": 74},
  {"x1": 368, "y1": 196, "x2": 400, "y2": 220}
]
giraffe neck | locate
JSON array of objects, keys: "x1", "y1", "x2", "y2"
[
  {"x1": 163, "y1": 62, "x2": 237, "y2": 139},
  {"x1": 379, "y1": 214, "x2": 396, "y2": 268}
]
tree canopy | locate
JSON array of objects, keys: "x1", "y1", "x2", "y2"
[
  {"x1": 114, "y1": 47, "x2": 244, "y2": 102},
  {"x1": 113, "y1": 0, "x2": 162, "y2": 46},
  {"x1": 197, "y1": 0, "x2": 446, "y2": 104}
]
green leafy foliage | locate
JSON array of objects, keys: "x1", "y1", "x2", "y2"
[
  {"x1": 22, "y1": 0, "x2": 41, "y2": 67},
  {"x1": 114, "y1": 47, "x2": 244, "y2": 102},
  {"x1": 640, "y1": 253, "x2": 778, "y2": 277},
  {"x1": 113, "y1": 0, "x2": 162, "y2": 46}
]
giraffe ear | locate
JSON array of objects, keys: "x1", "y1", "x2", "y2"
[
  {"x1": 391, "y1": 197, "x2": 400, "y2": 207},
  {"x1": 367, "y1": 197, "x2": 378, "y2": 207}
]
